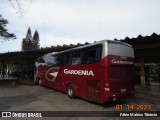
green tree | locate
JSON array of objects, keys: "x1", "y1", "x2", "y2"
[
  {"x1": 21, "y1": 27, "x2": 33, "y2": 51},
  {"x1": 26, "y1": 27, "x2": 32, "y2": 42},
  {"x1": 8, "y1": 64, "x2": 16, "y2": 75},
  {"x1": 0, "y1": 14, "x2": 16, "y2": 40},
  {"x1": 21, "y1": 38, "x2": 27, "y2": 51},
  {"x1": 32, "y1": 30, "x2": 40, "y2": 50}
]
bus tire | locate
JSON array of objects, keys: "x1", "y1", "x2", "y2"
[{"x1": 67, "y1": 84, "x2": 75, "y2": 99}]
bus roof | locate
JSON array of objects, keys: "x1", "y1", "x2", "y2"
[
  {"x1": 44, "y1": 52, "x2": 58, "y2": 57},
  {"x1": 43, "y1": 40, "x2": 132, "y2": 56}
]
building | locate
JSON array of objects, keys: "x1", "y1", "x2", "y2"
[{"x1": 121, "y1": 33, "x2": 160, "y2": 86}]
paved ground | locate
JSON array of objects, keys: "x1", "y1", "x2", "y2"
[{"x1": 0, "y1": 80, "x2": 159, "y2": 120}]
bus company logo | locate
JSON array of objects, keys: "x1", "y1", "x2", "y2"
[
  {"x1": 45, "y1": 67, "x2": 59, "y2": 81},
  {"x1": 64, "y1": 69, "x2": 94, "y2": 76},
  {"x1": 2, "y1": 112, "x2": 11, "y2": 117},
  {"x1": 111, "y1": 59, "x2": 133, "y2": 65}
]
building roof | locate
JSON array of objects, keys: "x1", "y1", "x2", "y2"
[{"x1": 1, "y1": 33, "x2": 160, "y2": 64}]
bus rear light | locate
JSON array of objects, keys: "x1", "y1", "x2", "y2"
[
  {"x1": 105, "y1": 83, "x2": 110, "y2": 88},
  {"x1": 104, "y1": 83, "x2": 110, "y2": 91}
]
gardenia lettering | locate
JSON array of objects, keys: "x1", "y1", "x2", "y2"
[
  {"x1": 111, "y1": 59, "x2": 133, "y2": 65},
  {"x1": 64, "y1": 69, "x2": 94, "y2": 76}
]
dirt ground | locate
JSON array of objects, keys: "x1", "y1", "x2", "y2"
[{"x1": 0, "y1": 80, "x2": 159, "y2": 120}]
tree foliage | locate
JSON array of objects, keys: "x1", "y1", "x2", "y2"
[
  {"x1": 22, "y1": 27, "x2": 32, "y2": 51},
  {"x1": 8, "y1": 64, "x2": 16, "y2": 73},
  {"x1": 32, "y1": 30, "x2": 40, "y2": 49},
  {"x1": 22, "y1": 27, "x2": 40, "y2": 51},
  {"x1": 0, "y1": 14, "x2": 16, "y2": 40}
]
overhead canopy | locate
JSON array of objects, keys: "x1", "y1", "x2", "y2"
[
  {"x1": 0, "y1": 45, "x2": 77, "y2": 65},
  {"x1": 1, "y1": 33, "x2": 160, "y2": 65},
  {"x1": 121, "y1": 33, "x2": 160, "y2": 63}
]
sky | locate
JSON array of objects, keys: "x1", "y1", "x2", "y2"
[{"x1": 0, "y1": 0, "x2": 160, "y2": 53}]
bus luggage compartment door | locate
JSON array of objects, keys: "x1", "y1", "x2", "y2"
[{"x1": 87, "y1": 80, "x2": 100, "y2": 102}]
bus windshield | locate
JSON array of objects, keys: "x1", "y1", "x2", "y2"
[{"x1": 38, "y1": 55, "x2": 59, "y2": 66}]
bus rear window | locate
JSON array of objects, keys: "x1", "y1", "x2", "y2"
[{"x1": 108, "y1": 43, "x2": 134, "y2": 57}]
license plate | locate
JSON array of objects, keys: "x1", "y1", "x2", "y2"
[{"x1": 121, "y1": 89, "x2": 126, "y2": 92}]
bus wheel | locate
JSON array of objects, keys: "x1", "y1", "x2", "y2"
[{"x1": 67, "y1": 84, "x2": 75, "y2": 99}]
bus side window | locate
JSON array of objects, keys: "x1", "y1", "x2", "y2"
[
  {"x1": 52, "y1": 55, "x2": 61, "y2": 66},
  {"x1": 63, "y1": 53, "x2": 70, "y2": 66},
  {"x1": 95, "y1": 46, "x2": 101, "y2": 62},
  {"x1": 70, "y1": 51, "x2": 83, "y2": 65},
  {"x1": 84, "y1": 46, "x2": 101, "y2": 64},
  {"x1": 85, "y1": 49, "x2": 96, "y2": 64}
]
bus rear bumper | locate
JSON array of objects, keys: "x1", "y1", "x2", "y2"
[{"x1": 102, "y1": 91, "x2": 135, "y2": 103}]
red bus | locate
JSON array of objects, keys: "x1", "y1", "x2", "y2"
[{"x1": 35, "y1": 40, "x2": 135, "y2": 103}]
